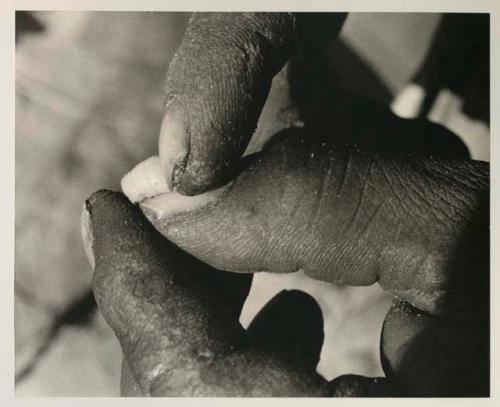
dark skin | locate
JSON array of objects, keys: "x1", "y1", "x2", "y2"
[
  {"x1": 159, "y1": 12, "x2": 347, "y2": 195},
  {"x1": 84, "y1": 13, "x2": 489, "y2": 396},
  {"x1": 86, "y1": 134, "x2": 489, "y2": 396}
]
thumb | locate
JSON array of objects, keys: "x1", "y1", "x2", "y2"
[{"x1": 124, "y1": 129, "x2": 489, "y2": 316}]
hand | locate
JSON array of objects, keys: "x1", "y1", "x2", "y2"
[
  {"x1": 93, "y1": 17, "x2": 489, "y2": 393},
  {"x1": 84, "y1": 189, "x2": 403, "y2": 397},
  {"x1": 87, "y1": 118, "x2": 489, "y2": 396},
  {"x1": 159, "y1": 12, "x2": 347, "y2": 195}
]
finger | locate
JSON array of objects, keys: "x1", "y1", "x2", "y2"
[
  {"x1": 381, "y1": 300, "x2": 489, "y2": 396},
  {"x1": 84, "y1": 190, "x2": 336, "y2": 396},
  {"x1": 245, "y1": 290, "x2": 324, "y2": 370},
  {"x1": 84, "y1": 190, "x2": 251, "y2": 395},
  {"x1": 136, "y1": 129, "x2": 488, "y2": 316},
  {"x1": 161, "y1": 12, "x2": 346, "y2": 195}
]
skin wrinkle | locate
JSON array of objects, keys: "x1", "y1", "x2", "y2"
[
  {"x1": 403, "y1": 167, "x2": 460, "y2": 227},
  {"x1": 388, "y1": 160, "x2": 456, "y2": 227},
  {"x1": 425, "y1": 159, "x2": 488, "y2": 192},
  {"x1": 366, "y1": 157, "x2": 408, "y2": 227},
  {"x1": 342, "y1": 160, "x2": 373, "y2": 234},
  {"x1": 358, "y1": 202, "x2": 384, "y2": 239},
  {"x1": 334, "y1": 151, "x2": 350, "y2": 200},
  {"x1": 405, "y1": 167, "x2": 466, "y2": 227},
  {"x1": 311, "y1": 162, "x2": 333, "y2": 226},
  {"x1": 360, "y1": 161, "x2": 422, "y2": 257},
  {"x1": 373, "y1": 156, "x2": 416, "y2": 217},
  {"x1": 420, "y1": 161, "x2": 486, "y2": 227},
  {"x1": 435, "y1": 168, "x2": 486, "y2": 215},
  {"x1": 376, "y1": 156, "x2": 474, "y2": 238}
]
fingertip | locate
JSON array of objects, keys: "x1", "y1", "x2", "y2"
[
  {"x1": 82, "y1": 190, "x2": 128, "y2": 267},
  {"x1": 139, "y1": 185, "x2": 227, "y2": 222},
  {"x1": 83, "y1": 189, "x2": 161, "y2": 269}
]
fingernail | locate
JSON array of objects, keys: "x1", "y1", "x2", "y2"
[
  {"x1": 121, "y1": 156, "x2": 170, "y2": 203},
  {"x1": 159, "y1": 106, "x2": 189, "y2": 191},
  {"x1": 81, "y1": 201, "x2": 95, "y2": 270},
  {"x1": 139, "y1": 186, "x2": 227, "y2": 223}
]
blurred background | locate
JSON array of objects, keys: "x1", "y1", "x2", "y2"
[{"x1": 15, "y1": 12, "x2": 489, "y2": 396}]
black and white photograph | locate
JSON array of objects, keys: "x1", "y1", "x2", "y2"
[{"x1": 10, "y1": 3, "x2": 496, "y2": 399}]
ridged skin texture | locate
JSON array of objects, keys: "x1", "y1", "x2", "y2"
[
  {"x1": 146, "y1": 130, "x2": 489, "y2": 317},
  {"x1": 139, "y1": 129, "x2": 489, "y2": 396}
]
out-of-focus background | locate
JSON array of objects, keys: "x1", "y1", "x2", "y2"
[{"x1": 15, "y1": 12, "x2": 489, "y2": 396}]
